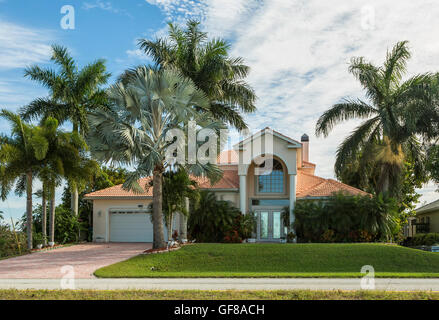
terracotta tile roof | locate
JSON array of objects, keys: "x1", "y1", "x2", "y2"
[
  {"x1": 85, "y1": 168, "x2": 368, "y2": 199},
  {"x1": 195, "y1": 169, "x2": 239, "y2": 189},
  {"x1": 84, "y1": 170, "x2": 241, "y2": 199},
  {"x1": 302, "y1": 161, "x2": 316, "y2": 167},
  {"x1": 84, "y1": 177, "x2": 153, "y2": 199},
  {"x1": 296, "y1": 171, "x2": 369, "y2": 198},
  {"x1": 296, "y1": 170, "x2": 326, "y2": 196}
]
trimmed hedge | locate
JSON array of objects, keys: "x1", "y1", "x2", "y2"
[{"x1": 405, "y1": 233, "x2": 439, "y2": 246}]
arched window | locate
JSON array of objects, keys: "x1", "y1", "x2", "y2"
[{"x1": 256, "y1": 159, "x2": 284, "y2": 193}]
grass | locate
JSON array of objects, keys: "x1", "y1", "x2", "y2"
[
  {"x1": 94, "y1": 243, "x2": 439, "y2": 278},
  {"x1": 1, "y1": 289, "x2": 439, "y2": 300}
]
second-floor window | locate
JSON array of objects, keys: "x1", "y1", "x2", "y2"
[{"x1": 257, "y1": 159, "x2": 284, "y2": 193}]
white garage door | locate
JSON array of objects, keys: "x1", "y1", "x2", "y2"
[{"x1": 110, "y1": 211, "x2": 154, "y2": 243}]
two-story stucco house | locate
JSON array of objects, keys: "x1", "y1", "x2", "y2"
[{"x1": 84, "y1": 128, "x2": 367, "y2": 243}]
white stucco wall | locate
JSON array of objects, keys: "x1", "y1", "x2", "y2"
[
  {"x1": 92, "y1": 199, "x2": 152, "y2": 242},
  {"x1": 418, "y1": 210, "x2": 439, "y2": 233},
  {"x1": 237, "y1": 131, "x2": 299, "y2": 176},
  {"x1": 214, "y1": 191, "x2": 240, "y2": 207}
]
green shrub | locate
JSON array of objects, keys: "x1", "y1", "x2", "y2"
[
  {"x1": 294, "y1": 193, "x2": 399, "y2": 243},
  {"x1": 21, "y1": 205, "x2": 81, "y2": 245},
  {"x1": 410, "y1": 233, "x2": 439, "y2": 246},
  {"x1": 189, "y1": 191, "x2": 253, "y2": 243},
  {"x1": 0, "y1": 222, "x2": 27, "y2": 258}
]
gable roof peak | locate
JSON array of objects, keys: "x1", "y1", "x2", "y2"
[{"x1": 235, "y1": 127, "x2": 302, "y2": 149}]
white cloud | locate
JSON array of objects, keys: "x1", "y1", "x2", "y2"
[
  {"x1": 0, "y1": 20, "x2": 52, "y2": 70},
  {"x1": 147, "y1": 0, "x2": 439, "y2": 204},
  {"x1": 416, "y1": 182, "x2": 439, "y2": 208},
  {"x1": 82, "y1": 1, "x2": 132, "y2": 17},
  {"x1": 0, "y1": 79, "x2": 47, "y2": 112},
  {"x1": 145, "y1": 0, "x2": 206, "y2": 19},
  {"x1": 126, "y1": 48, "x2": 150, "y2": 61}
]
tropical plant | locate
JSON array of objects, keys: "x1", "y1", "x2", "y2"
[
  {"x1": 0, "y1": 111, "x2": 53, "y2": 249},
  {"x1": 316, "y1": 41, "x2": 438, "y2": 197},
  {"x1": 34, "y1": 117, "x2": 93, "y2": 244},
  {"x1": 162, "y1": 168, "x2": 198, "y2": 241},
  {"x1": 427, "y1": 144, "x2": 439, "y2": 186},
  {"x1": 21, "y1": 44, "x2": 110, "y2": 216},
  {"x1": 137, "y1": 20, "x2": 256, "y2": 130},
  {"x1": 22, "y1": 204, "x2": 81, "y2": 245},
  {"x1": 407, "y1": 233, "x2": 439, "y2": 246},
  {"x1": 87, "y1": 66, "x2": 223, "y2": 249},
  {"x1": 188, "y1": 190, "x2": 241, "y2": 242},
  {"x1": 293, "y1": 193, "x2": 399, "y2": 243},
  {"x1": 0, "y1": 221, "x2": 27, "y2": 258},
  {"x1": 234, "y1": 213, "x2": 256, "y2": 240}
]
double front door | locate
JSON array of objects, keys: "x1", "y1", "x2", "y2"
[{"x1": 255, "y1": 210, "x2": 283, "y2": 241}]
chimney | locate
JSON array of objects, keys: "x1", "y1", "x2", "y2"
[{"x1": 301, "y1": 134, "x2": 309, "y2": 163}]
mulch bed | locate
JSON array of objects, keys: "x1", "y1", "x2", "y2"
[
  {"x1": 142, "y1": 242, "x2": 194, "y2": 255},
  {"x1": 30, "y1": 243, "x2": 78, "y2": 253}
]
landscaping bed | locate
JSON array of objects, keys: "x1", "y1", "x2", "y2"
[{"x1": 94, "y1": 243, "x2": 439, "y2": 278}]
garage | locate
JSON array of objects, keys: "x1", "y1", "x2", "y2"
[{"x1": 110, "y1": 209, "x2": 156, "y2": 243}]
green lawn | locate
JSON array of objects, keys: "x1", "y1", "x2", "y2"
[
  {"x1": 94, "y1": 243, "x2": 439, "y2": 278},
  {"x1": 1, "y1": 289, "x2": 439, "y2": 300}
]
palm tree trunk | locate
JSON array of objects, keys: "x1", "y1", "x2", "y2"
[
  {"x1": 71, "y1": 124, "x2": 80, "y2": 217},
  {"x1": 42, "y1": 187, "x2": 47, "y2": 246},
  {"x1": 152, "y1": 167, "x2": 166, "y2": 249},
  {"x1": 26, "y1": 170, "x2": 33, "y2": 250},
  {"x1": 179, "y1": 197, "x2": 189, "y2": 242},
  {"x1": 382, "y1": 175, "x2": 390, "y2": 194},
  {"x1": 49, "y1": 188, "x2": 56, "y2": 244},
  {"x1": 380, "y1": 166, "x2": 390, "y2": 194},
  {"x1": 167, "y1": 212, "x2": 173, "y2": 241},
  {"x1": 71, "y1": 186, "x2": 79, "y2": 216}
]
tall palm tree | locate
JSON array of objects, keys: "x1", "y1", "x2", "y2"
[
  {"x1": 0, "y1": 111, "x2": 53, "y2": 249},
  {"x1": 87, "y1": 66, "x2": 222, "y2": 249},
  {"x1": 36, "y1": 117, "x2": 94, "y2": 244},
  {"x1": 316, "y1": 41, "x2": 437, "y2": 196},
  {"x1": 21, "y1": 44, "x2": 110, "y2": 216},
  {"x1": 137, "y1": 20, "x2": 256, "y2": 130}
]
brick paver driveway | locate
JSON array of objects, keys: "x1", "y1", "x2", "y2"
[{"x1": 0, "y1": 243, "x2": 150, "y2": 279}]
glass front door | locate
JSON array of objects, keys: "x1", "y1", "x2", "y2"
[{"x1": 256, "y1": 210, "x2": 283, "y2": 241}]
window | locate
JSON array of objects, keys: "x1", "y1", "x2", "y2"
[
  {"x1": 252, "y1": 199, "x2": 290, "y2": 206},
  {"x1": 257, "y1": 159, "x2": 284, "y2": 193}
]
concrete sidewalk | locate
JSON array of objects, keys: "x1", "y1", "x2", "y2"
[{"x1": 1, "y1": 278, "x2": 439, "y2": 291}]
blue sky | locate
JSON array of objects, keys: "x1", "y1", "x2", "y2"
[{"x1": 1, "y1": 0, "x2": 439, "y2": 221}]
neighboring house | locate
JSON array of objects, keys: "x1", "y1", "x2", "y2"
[
  {"x1": 84, "y1": 128, "x2": 368, "y2": 243},
  {"x1": 406, "y1": 199, "x2": 439, "y2": 236}
]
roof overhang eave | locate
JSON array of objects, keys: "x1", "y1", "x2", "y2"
[{"x1": 83, "y1": 196, "x2": 153, "y2": 201}]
